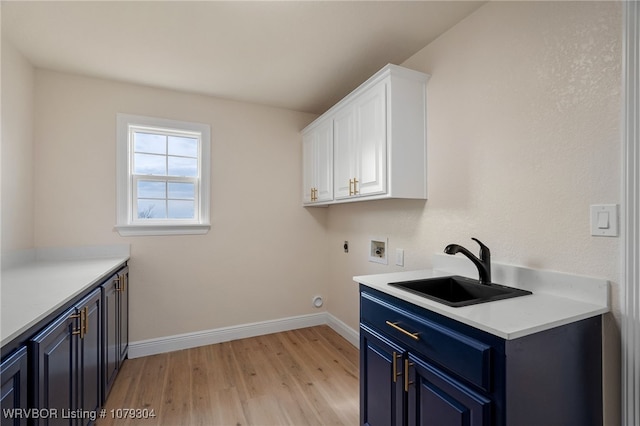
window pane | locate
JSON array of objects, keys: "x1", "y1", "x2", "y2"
[
  {"x1": 168, "y1": 200, "x2": 195, "y2": 219},
  {"x1": 138, "y1": 181, "x2": 166, "y2": 199},
  {"x1": 137, "y1": 199, "x2": 167, "y2": 219},
  {"x1": 134, "y1": 153, "x2": 167, "y2": 175},
  {"x1": 168, "y1": 182, "x2": 195, "y2": 200},
  {"x1": 168, "y1": 156, "x2": 197, "y2": 177},
  {"x1": 134, "y1": 132, "x2": 166, "y2": 154},
  {"x1": 168, "y1": 136, "x2": 198, "y2": 157}
]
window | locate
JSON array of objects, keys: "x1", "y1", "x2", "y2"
[{"x1": 116, "y1": 114, "x2": 211, "y2": 236}]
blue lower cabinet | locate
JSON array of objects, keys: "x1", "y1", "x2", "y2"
[
  {"x1": 102, "y1": 274, "x2": 119, "y2": 400},
  {"x1": 407, "y1": 354, "x2": 491, "y2": 426},
  {"x1": 102, "y1": 267, "x2": 128, "y2": 401},
  {"x1": 31, "y1": 288, "x2": 102, "y2": 426},
  {"x1": 360, "y1": 327, "x2": 406, "y2": 426},
  {"x1": 359, "y1": 285, "x2": 602, "y2": 426},
  {"x1": 78, "y1": 290, "x2": 102, "y2": 425},
  {"x1": 1, "y1": 263, "x2": 128, "y2": 426},
  {"x1": 31, "y1": 307, "x2": 76, "y2": 426},
  {"x1": 1, "y1": 346, "x2": 28, "y2": 426}
]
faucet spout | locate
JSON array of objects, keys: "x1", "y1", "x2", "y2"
[{"x1": 444, "y1": 238, "x2": 492, "y2": 285}]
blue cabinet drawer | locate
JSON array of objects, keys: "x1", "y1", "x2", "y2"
[{"x1": 361, "y1": 289, "x2": 492, "y2": 392}]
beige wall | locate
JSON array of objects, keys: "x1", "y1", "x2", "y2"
[
  {"x1": 325, "y1": 2, "x2": 622, "y2": 423},
  {"x1": 1, "y1": 38, "x2": 35, "y2": 253},
  {"x1": 31, "y1": 70, "x2": 327, "y2": 340}
]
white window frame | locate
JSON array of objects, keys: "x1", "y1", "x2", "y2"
[{"x1": 116, "y1": 113, "x2": 211, "y2": 236}]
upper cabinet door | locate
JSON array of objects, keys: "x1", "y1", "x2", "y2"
[
  {"x1": 354, "y1": 81, "x2": 387, "y2": 197},
  {"x1": 334, "y1": 81, "x2": 386, "y2": 200},
  {"x1": 334, "y1": 103, "x2": 357, "y2": 200},
  {"x1": 302, "y1": 118, "x2": 333, "y2": 205}
]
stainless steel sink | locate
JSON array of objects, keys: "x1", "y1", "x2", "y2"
[{"x1": 388, "y1": 275, "x2": 532, "y2": 307}]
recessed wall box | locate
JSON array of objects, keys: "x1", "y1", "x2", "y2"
[{"x1": 369, "y1": 238, "x2": 388, "y2": 264}]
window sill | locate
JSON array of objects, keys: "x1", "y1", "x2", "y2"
[{"x1": 115, "y1": 223, "x2": 210, "y2": 237}]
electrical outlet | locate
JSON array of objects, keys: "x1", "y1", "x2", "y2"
[{"x1": 396, "y1": 248, "x2": 404, "y2": 267}]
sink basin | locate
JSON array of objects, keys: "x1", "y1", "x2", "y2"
[{"x1": 388, "y1": 275, "x2": 532, "y2": 307}]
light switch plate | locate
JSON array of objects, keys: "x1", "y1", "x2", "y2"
[{"x1": 590, "y1": 204, "x2": 618, "y2": 237}]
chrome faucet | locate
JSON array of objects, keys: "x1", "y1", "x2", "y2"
[{"x1": 444, "y1": 238, "x2": 492, "y2": 285}]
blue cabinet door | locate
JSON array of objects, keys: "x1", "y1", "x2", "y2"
[
  {"x1": 407, "y1": 354, "x2": 491, "y2": 426},
  {"x1": 118, "y1": 268, "x2": 129, "y2": 364},
  {"x1": 102, "y1": 267, "x2": 128, "y2": 401},
  {"x1": 31, "y1": 308, "x2": 77, "y2": 426},
  {"x1": 360, "y1": 325, "x2": 406, "y2": 426},
  {"x1": 1, "y1": 346, "x2": 28, "y2": 426},
  {"x1": 32, "y1": 288, "x2": 102, "y2": 426},
  {"x1": 77, "y1": 289, "x2": 101, "y2": 426},
  {"x1": 102, "y1": 275, "x2": 119, "y2": 399}
]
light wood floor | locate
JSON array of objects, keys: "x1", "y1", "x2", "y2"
[{"x1": 97, "y1": 325, "x2": 360, "y2": 426}]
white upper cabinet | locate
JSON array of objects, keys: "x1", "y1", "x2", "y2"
[
  {"x1": 302, "y1": 64, "x2": 429, "y2": 206},
  {"x1": 302, "y1": 117, "x2": 333, "y2": 204},
  {"x1": 334, "y1": 80, "x2": 387, "y2": 200}
]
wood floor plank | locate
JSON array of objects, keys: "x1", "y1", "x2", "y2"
[
  {"x1": 97, "y1": 326, "x2": 359, "y2": 426},
  {"x1": 98, "y1": 357, "x2": 144, "y2": 426},
  {"x1": 161, "y1": 349, "x2": 194, "y2": 424},
  {"x1": 189, "y1": 345, "x2": 216, "y2": 425},
  {"x1": 209, "y1": 387, "x2": 248, "y2": 426}
]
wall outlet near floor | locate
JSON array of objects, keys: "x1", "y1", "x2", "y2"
[{"x1": 369, "y1": 238, "x2": 388, "y2": 264}]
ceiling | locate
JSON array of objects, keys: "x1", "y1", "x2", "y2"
[{"x1": 1, "y1": 1, "x2": 485, "y2": 114}]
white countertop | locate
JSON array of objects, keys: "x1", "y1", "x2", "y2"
[
  {"x1": 1, "y1": 245, "x2": 130, "y2": 348},
  {"x1": 355, "y1": 255, "x2": 610, "y2": 340}
]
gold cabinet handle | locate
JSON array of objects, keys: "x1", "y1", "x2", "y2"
[
  {"x1": 392, "y1": 351, "x2": 402, "y2": 383},
  {"x1": 348, "y1": 178, "x2": 359, "y2": 196},
  {"x1": 82, "y1": 306, "x2": 88, "y2": 337},
  {"x1": 404, "y1": 359, "x2": 415, "y2": 392},
  {"x1": 70, "y1": 312, "x2": 82, "y2": 336},
  {"x1": 70, "y1": 307, "x2": 87, "y2": 338},
  {"x1": 121, "y1": 274, "x2": 126, "y2": 293},
  {"x1": 385, "y1": 321, "x2": 419, "y2": 341}
]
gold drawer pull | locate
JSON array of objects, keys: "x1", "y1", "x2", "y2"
[{"x1": 385, "y1": 321, "x2": 419, "y2": 341}]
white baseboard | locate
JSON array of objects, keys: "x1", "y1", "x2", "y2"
[
  {"x1": 128, "y1": 312, "x2": 359, "y2": 358},
  {"x1": 326, "y1": 313, "x2": 360, "y2": 347}
]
